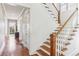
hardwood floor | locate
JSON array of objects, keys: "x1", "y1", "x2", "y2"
[
  {"x1": 1, "y1": 45, "x2": 29, "y2": 56},
  {"x1": 1, "y1": 38, "x2": 29, "y2": 56},
  {"x1": 21, "y1": 48, "x2": 29, "y2": 56}
]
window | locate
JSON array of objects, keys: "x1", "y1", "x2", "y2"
[{"x1": 60, "y1": 3, "x2": 68, "y2": 12}]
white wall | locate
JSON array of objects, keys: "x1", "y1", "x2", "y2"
[
  {"x1": 24, "y1": 3, "x2": 56, "y2": 54},
  {"x1": 60, "y1": 3, "x2": 77, "y2": 25}
]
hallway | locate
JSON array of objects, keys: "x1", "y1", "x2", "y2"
[
  {"x1": 1, "y1": 37, "x2": 29, "y2": 56},
  {"x1": 0, "y1": 3, "x2": 30, "y2": 56}
]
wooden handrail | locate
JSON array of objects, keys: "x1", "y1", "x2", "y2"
[
  {"x1": 52, "y1": 3, "x2": 61, "y2": 24},
  {"x1": 58, "y1": 10, "x2": 61, "y2": 24},
  {"x1": 52, "y1": 3, "x2": 59, "y2": 12},
  {"x1": 56, "y1": 8, "x2": 78, "y2": 35}
]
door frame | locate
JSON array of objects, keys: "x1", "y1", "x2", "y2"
[{"x1": 7, "y1": 19, "x2": 17, "y2": 37}]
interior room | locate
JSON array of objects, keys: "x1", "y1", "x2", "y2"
[{"x1": 0, "y1": 3, "x2": 79, "y2": 56}]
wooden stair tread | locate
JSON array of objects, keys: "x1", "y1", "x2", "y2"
[
  {"x1": 61, "y1": 48, "x2": 67, "y2": 52},
  {"x1": 48, "y1": 10, "x2": 52, "y2": 12},
  {"x1": 70, "y1": 34, "x2": 75, "y2": 36},
  {"x1": 44, "y1": 42, "x2": 50, "y2": 46},
  {"x1": 45, "y1": 6, "x2": 49, "y2": 8},
  {"x1": 31, "y1": 54, "x2": 39, "y2": 56},
  {"x1": 42, "y1": 3, "x2": 47, "y2": 5},
  {"x1": 60, "y1": 53, "x2": 64, "y2": 56},
  {"x1": 73, "y1": 30, "x2": 77, "y2": 32},
  {"x1": 53, "y1": 17, "x2": 56, "y2": 18},
  {"x1": 51, "y1": 14, "x2": 54, "y2": 15},
  {"x1": 56, "y1": 20, "x2": 58, "y2": 21},
  {"x1": 65, "y1": 42, "x2": 70, "y2": 45},
  {"x1": 60, "y1": 51, "x2": 65, "y2": 56},
  {"x1": 37, "y1": 49, "x2": 49, "y2": 56},
  {"x1": 41, "y1": 45, "x2": 50, "y2": 52},
  {"x1": 74, "y1": 27, "x2": 79, "y2": 28},
  {"x1": 54, "y1": 29, "x2": 59, "y2": 31},
  {"x1": 68, "y1": 38, "x2": 73, "y2": 40},
  {"x1": 47, "y1": 38, "x2": 49, "y2": 40}
]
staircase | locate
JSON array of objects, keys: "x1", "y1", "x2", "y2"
[
  {"x1": 31, "y1": 39, "x2": 50, "y2": 56},
  {"x1": 31, "y1": 24, "x2": 79, "y2": 56},
  {"x1": 31, "y1": 3, "x2": 78, "y2": 56},
  {"x1": 31, "y1": 3, "x2": 61, "y2": 56}
]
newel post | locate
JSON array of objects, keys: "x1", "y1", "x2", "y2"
[{"x1": 50, "y1": 32, "x2": 57, "y2": 56}]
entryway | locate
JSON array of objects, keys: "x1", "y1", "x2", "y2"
[{"x1": 0, "y1": 3, "x2": 30, "y2": 56}]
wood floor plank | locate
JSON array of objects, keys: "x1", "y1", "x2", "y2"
[
  {"x1": 41, "y1": 45, "x2": 50, "y2": 53},
  {"x1": 37, "y1": 49, "x2": 49, "y2": 56},
  {"x1": 44, "y1": 42, "x2": 50, "y2": 46}
]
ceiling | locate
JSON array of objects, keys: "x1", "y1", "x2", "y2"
[{"x1": 3, "y1": 3, "x2": 27, "y2": 19}]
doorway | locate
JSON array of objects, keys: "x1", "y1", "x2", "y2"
[{"x1": 8, "y1": 20, "x2": 17, "y2": 39}]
